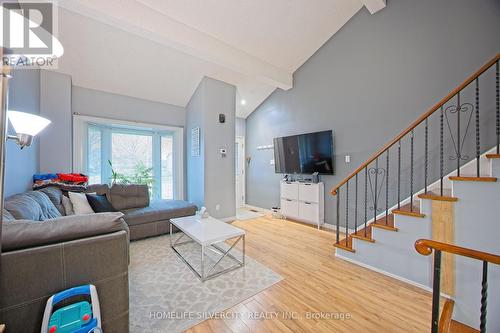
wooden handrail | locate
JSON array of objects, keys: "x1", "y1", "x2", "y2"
[
  {"x1": 415, "y1": 239, "x2": 500, "y2": 265},
  {"x1": 331, "y1": 53, "x2": 500, "y2": 195}
]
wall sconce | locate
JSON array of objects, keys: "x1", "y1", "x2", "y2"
[{"x1": 7, "y1": 111, "x2": 51, "y2": 149}]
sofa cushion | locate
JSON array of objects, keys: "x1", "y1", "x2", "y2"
[
  {"x1": 86, "y1": 194, "x2": 117, "y2": 213},
  {"x1": 2, "y1": 209, "x2": 15, "y2": 222},
  {"x1": 109, "y1": 184, "x2": 149, "y2": 210},
  {"x1": 37, "y1": 187, "x2": 65, "y2": 215},
  {"x1": 86, "y1": 184, "x2": 110, "y2": 196},
  {"x1": 121, "y1": 199, "x2": 196, "y2": 226},
  {"x1": 61, "y1": 195, "x2": 74, "y2": 215},
  {"x1": 4, "y1": 192, "x2": 62, "y2": 221},
  {"x1": 1, "y1": 212, "x2": 128, "y2": 251},
  {"x1": 68, "y1": 192, "x2": 95, "y2": 215}
]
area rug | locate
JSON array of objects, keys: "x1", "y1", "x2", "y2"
[
  {"x1": 236, "y1": 208, "x2": 264, "y2": 220},
  {"x1": 129, "y1": 234, "x2": 283, "y2": 333}
]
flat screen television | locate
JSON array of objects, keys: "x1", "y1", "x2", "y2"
[{"x1": 273, "y1": 130, "x2": 334, "y2": 175}]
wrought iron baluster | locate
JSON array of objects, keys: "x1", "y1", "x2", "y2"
[
  {"x1": 345, "y1": 180, "x2": 349, "y2": 247},
  {"x1": 398, "y1": 140, "x2": 401, "y2": 209},
  {"x1": 336, "y1": 188, "x2": 340, "y2": 244},
  {"x1": 425, "y1": 118, "x2": 429, "y2": 193},
  {"x1": 480, "y1": 261, "x2": 488, "y2": 333},
  {"x1": 410, "y1": 130, "x2": 414, "y2": 211},
  {"x1": 496, "y1": 60, "x2": 499, "y2": 154},
  {"x1": 440, "y1": 106, "x2": 444, "y2": 196},
  {"x1": 385, "y1": 150, "x2": 389, "y2": 225},
  {"x1": 364, "y1": 167, "x2": 368, "y2": 237},
  {"x1": 476, "y1": 78, "x2": 480, "y2": 177},
  {"x1": 374, "y1": 159, "x2": 378, "y2": 224},
  {"x1": 431, "y1": 250, "x2": 442, "y2": 333},
  {"x1": 457, "y1": 92, "x2": 461, "y2": 176},
  {"x1": 354, "y1": 173, "x2": 358, "y2": 234}
]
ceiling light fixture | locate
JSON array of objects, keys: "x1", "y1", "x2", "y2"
[{"x1": 241, "y1": 99, "x2": 246, "y2": 106}]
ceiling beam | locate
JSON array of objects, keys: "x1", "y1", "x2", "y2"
[
  {"x1": 359, "y1": 0, "x2": 386, "y2": 14},
  {"x1": 57, "y1": 0, "x2": 293, "y2": 90}
]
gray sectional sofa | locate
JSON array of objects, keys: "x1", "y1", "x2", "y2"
[{"x1": 0, "y1": 184, "x2": 196, "y2": 332}]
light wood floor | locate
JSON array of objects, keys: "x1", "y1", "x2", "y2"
[{"x1": 185, "y1": 215, "x2": 435, "y2": 333}]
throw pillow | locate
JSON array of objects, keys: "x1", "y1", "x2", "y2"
[
  {"x1": 85, "y1": 194, "x2": 117, "y2": 213},
  {"x1": 61, "y1": 195, "x2": 74, "y2": 215},
  {"x1": 68, "y1": 192, "x2": 95, "y2": 215}
]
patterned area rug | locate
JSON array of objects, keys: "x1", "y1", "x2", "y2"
[{"x1": 129, "y1": 234, "x2": 282, "y2": 333}]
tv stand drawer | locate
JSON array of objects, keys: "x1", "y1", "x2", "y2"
[
  {"x1": 281, "y1": 182, "x2": 298, "y2": 200},
  {"x1": 298, "y1": 183, "x2": 320, "y2": 203}
]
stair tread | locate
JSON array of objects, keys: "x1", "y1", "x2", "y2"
[
  {"x1": 418, "y1": 189, "x2": 458, "y2": 202},
  {"x1": 392, "y1": 202, "x2": 425, "y2": 217},
  {"x1": 449, "y1": 176, "x2": 497, "y2": 182},
  {"x1": 334, "y1": 238, "x2": 355, "y2": 253},
  {"x1": 449, "y1": 320, "x2": 479, "y2": 333},
  {"x1": 486, "y1": 153, "x2": 500, "y2": 159}
]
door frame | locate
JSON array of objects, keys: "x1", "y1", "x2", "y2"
[{"x1": 235, "y1": 135, "x2": 246, "y2": 208}]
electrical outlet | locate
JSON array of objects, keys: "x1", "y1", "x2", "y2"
[
  {"x1": 270, "y1": 159, "x2": 275, "y2": 165},
  {"x1": 215, "y1": 204, "x2": 220, "y2": 211}
]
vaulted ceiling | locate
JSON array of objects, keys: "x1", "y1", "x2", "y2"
[{"x1": 53, "y1": 0, "x2": 385, "y2": 117}]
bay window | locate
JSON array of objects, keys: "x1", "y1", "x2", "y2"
[{"x1": 74, "y1": 115, "x2": 183, "y2": 200}]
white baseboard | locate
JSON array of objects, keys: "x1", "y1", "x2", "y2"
[
  {"x1": 243, "y1": 204, "x2": 354, "y2": 233},
  {"x1": 243, "y1": 204, "x2": 273, "y2": 214},
  {"x1": 335, "y1": 252, "x2": 452, "y2": 299}
]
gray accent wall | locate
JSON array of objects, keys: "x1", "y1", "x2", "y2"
[
  {"x1": 5, "y1": 69, "x2": 40, "y2": 197},
  {"x1": 72, "y1": 86, "x2": 186, "y2": 127},
  {"x1": 186, "y1": 77, "x2": 236, "y2": 219},
  {"x1": 186, "y1": 81, "x2": 205, "y2": 209},
  {"x1": 246, "y1": 0, "x2": 500, "y2": 226},
  {"x1": 40, "y1": 71, "x2": 72, "y2": 173}
]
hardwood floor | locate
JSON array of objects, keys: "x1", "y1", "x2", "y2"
[{"x1": 185, "y1": 215, "x2": 434, "y2": 333}]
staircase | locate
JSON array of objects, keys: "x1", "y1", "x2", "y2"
[{"x1": 330, "y1": 53, "x2": 500, "y2": 332}]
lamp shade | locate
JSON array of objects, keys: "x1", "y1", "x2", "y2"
[{"x1": 7, "y1": 111, "x2": 51, "y2": 136}]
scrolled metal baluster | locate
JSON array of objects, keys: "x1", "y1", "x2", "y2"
[
  {"x1": 410, "y1": 130, "x2": 414, "y2": 212},
  {"x1": 496, "y1": 60, "x2": 499, "y2": 154},
  {"x1": 431, "y1": 250, "x2": 442, "y2": 333},
  {"x1": 364, "y1": 167, "x2": 368, "y2": 237},
  {"x1": 374, "y1": 159, "x2": 378, "y2": 224},
  {"x1": 440, "y1": 106, "x2": 444, "y2": 196},
  {"x1": 354, "y1": 173, "x2": 358, "y2": 235},
  {"x1": 398, "y1": 140, "x2": 401, "y2": 209},
  {"x1": 336, "y1": 188, "x2": 340, "y2": 244},
  {"x1": 476, "y1": 78, "x2": 480, "y2": 177},
  {"x1": 345, "y1": 180, "x2": 349, "y2": 247},
  {"x1": 385, "y1": 150, "x2": 389, "y2": 225},
  {"x1": 425, "y1": 118, "x2": 429, "y2": 194},
  {"x1": 457, "y1": 92, "x2": 461, "y2": 176},
  {"x1": 480, "y1": 261, "x2": 488, "y2": 333}
]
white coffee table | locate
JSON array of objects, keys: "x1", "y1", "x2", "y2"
[{"x1": 170, "y1": 215, "x2": 246, "y2": 282}]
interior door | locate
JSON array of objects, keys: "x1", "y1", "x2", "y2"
[{"x1": 235, "y1": 136, "x2": 245, "y2": 208}]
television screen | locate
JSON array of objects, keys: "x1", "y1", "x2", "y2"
[{"x1": 273, "y1": 130, "x2": 334, "y2": 175}]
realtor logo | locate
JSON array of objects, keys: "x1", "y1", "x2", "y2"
[{"x1": 1, "y1": 1, "x2": 60, "y2": 67}]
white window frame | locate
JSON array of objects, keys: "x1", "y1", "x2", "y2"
[{"x1": 73, "y1": 114, "x2": 184, "y2": 200}]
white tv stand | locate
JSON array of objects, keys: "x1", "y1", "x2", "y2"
[{"x1": 280, "y1": 180, "x2": 324, "y2": 229}]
